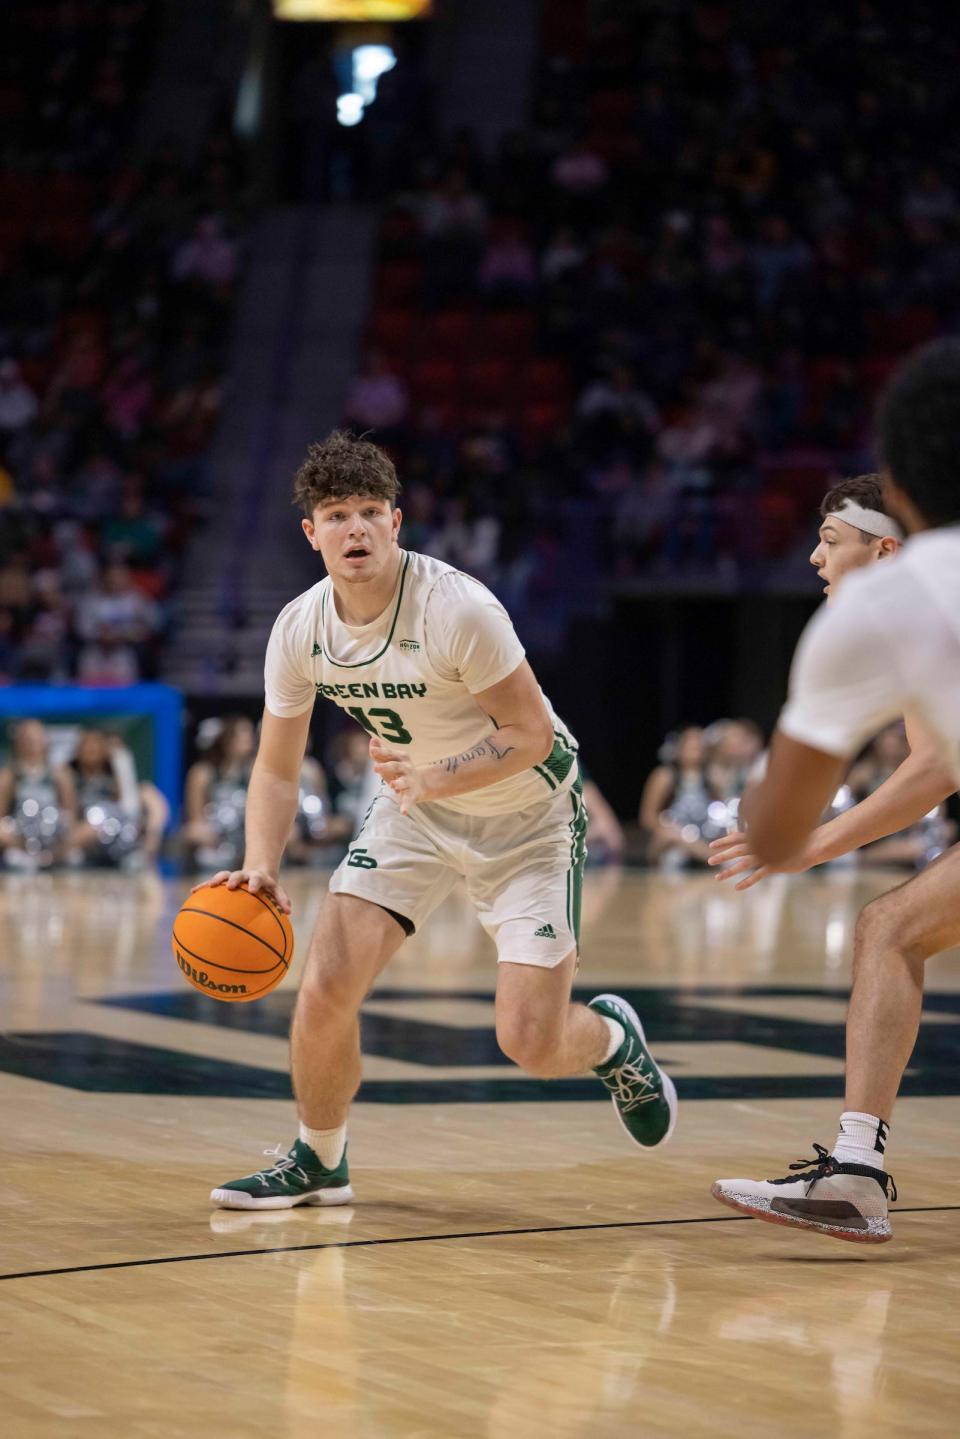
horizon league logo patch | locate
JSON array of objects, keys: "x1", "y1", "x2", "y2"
[
  {"x1": 175, "y1": 948, "x2": 248, "y2": 996},
  {"x1": 398, "y1": 638, "x2": 420, "y2": 652}
]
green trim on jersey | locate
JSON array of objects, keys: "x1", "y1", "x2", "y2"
[
  {"x1": 318, "y1": 553, "x2": 411, "y2": 669},
  {"x1": 566, "y1": 774, "x2": 587, "y2": 947},
  {"x1": 534, "y1": 730, "x2": 578, "y2": 791}
]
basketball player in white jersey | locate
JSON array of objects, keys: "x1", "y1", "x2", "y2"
[
  {"x1": 708, "y1": 473, "x2": 955, "y2": 890},
  {"x1": 205, "y1": 431, "x2": 676, "y2": 1208},
  {"x1": 712, "y1": 338, "x2": 960, "y2": 1242}
]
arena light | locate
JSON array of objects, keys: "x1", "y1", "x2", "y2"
[
  {"x1": 335, "y1": 44, "x2": 395, "y2": 125},
  {"x1": 337, "y1": 93, "x2": 365, "y2": 126},
  {"x1": 273, "y1": 1, "x2": 431, "y2": 19},
  {"x1": 353, "y1": 43, "x2": 396, "y2": 102}
]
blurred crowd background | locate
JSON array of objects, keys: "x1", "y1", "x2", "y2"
[
  {"x1": 1, "y1": 0, "x2": 957, "y2": 866},
  {"x1": 2, "y1": 710, "x2": 952, "y2": 875}
]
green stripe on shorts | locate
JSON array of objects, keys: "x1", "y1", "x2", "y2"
[{"x1": 566, "y1": 774, "x2": 587, "y2": 946}]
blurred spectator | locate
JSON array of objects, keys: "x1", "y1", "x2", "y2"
[
  {"x1": 705, "y1": 718, "x2": 765, "y2": 804},
  {"x1": 0, "y1": 361, "x2": 38, "y2": 440},
  {"x1": 581, "y1": 775, "x2": 625, "y2": 866},
  {"x1": 550, "y1": 139, "x2": 609, "y2": 196},
  {"x1": 478, "y1": 226, "x2": 537, "y2": 301},
  {"x1": 327, "y1": 728, "x2": 379, "y2": 835},
  {"x1": 76, "y1": 633, "x2": 141, "y2": 687},
  {"x1": 286, "y1": 742, "x2": 353, "y2": 865},
  {"x1": 69, "y1": 729, "x2": 145, "y2": 869},
  {"x1": 426, "y1": 496, "x2": 501, "y2": 583},
  {"x1": 344, "y1": 351, "x2": 409, "y2": 435},
  {"x1": 541, "y1": 227, "x2": 587, "y2": 283},
  {"x1": 69, "y1": 731, "x2": 169, "y2": 863},
  {"x1": 0, "y1": 720, "x2": 76, "y2": 871},
  {"x1": 182, "y1": 716, "x2": 256, "y2": 870},
  {"x1": 577, "y1": 365, "x2": 660, "y2": 456},
  {"x1": 849, "y1": 724, "x2": 956, "y2": 869},
  {"x1": 172, "y1": 215, "x2": 239, "y2": 289},
  {"x1": 420, "y1": 170, "x2": 487, "y2": 241},
  {"x1": 639, "y1": 726, "x2": 729, "y2": 869},
  {"x1": 77, "y1": 563, "x2": 160, "y2": 653}
]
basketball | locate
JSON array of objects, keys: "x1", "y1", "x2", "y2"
[{"x1": 172, "y1": 883, "x2": 293, "y2": 1002}]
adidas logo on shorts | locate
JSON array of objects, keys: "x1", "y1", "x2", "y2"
[{"x1": 534, "y1": 923, "x2": 557, "y2": 939}]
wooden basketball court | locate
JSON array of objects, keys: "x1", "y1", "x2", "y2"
[{"x1": 2, "y1": 866, "x2": 958, "y2": 1437}]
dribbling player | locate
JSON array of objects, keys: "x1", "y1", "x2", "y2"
[
  {"x1": 711, "y1": 339, "x2": 960, "y2": 1242},
  {"x1": 204, "y1": 431, "x2": 676, "y2": 1208}
]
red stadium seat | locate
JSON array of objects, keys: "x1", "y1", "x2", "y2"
[
  {"x1": 478, "y1": 310, "x2": 536, "y2": 356},
  {"x1": 410, "y1": 358, "x2": 460, "y2": 405},
  {"x1": 758, "y1": 490, "x2": 800, "y2": 557},
  {"x1": 423, "y1": 310, "x2": 476, "y2": 359},
  {"x1": 542, "y1": 0, "x2": 588, "y2": 57},
  {"x1": 368, "y1": 308, "x2": 418, "y2": 356},
  {"x1": 375, "y1": 260, "x2": 423, "y2": 305},
  {"x1": 516, "y1": 398, "x2": 569, "y2": 454},
  {"x1": 380, "y1": 209, "x2": 420, "y2": 254},
  {"x1": 416, "y1": 399, "x2": 465, "y2": 434},
  {"x1": 859, "y1": 355, "x2": 898, "y2": 395},
  {"x1": 462, "y1": 358, "x2": 516, "y2": 405},
  {"x1": 590, "y1": 90, "x2": 637, "y2": 129},
  {"x1": 524, "y1": 357, "x2": 572, "y2": 404}
]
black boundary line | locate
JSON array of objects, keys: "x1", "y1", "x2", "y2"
[
  {"x1": 176, "y1": 907, "x2": 286, "y2": 962},
  {"x1": 239, "y1": 885, "x2": 289, "y2": 957},
  {"x1": 2, "y1": 1204, "x2": 957, "y2": 1284},
  {"x1": 172, "y1": 931, "x2": 282, "y2": 977}
]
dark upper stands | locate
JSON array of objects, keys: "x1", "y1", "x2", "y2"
[
  {"x1": 0, "y1": 0, "x2": 245, "y2": 684},
  {"x1": 354, "y1": 0, "x2": 960, "y2": 626}
]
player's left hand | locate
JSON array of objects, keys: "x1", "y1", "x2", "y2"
[
  {"x1": 708, "y1": 829, "x2": 810, "y2": 890},
  {"x1": 370, "y1": 736, "x2": 425, "y2": 815}
]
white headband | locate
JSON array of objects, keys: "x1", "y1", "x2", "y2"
[{"x1": 825, "y1": 499, "x2": 904, "y2": 541}]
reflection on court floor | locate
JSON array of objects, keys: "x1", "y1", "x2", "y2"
[{"x1": 1, "y1": 868, "x2": 958, "y2": 1438}]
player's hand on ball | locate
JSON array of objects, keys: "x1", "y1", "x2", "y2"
[
  {"x1": 190, "y1": 868, "x2": 292, "y2": 914},
  {"x1": 370, "y1": 736, "x2": 424, "y2": 815}
]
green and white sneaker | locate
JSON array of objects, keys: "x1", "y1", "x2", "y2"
[
  {"x1": 590, "y1": 993, "x2": 678, "y2": 1150},
  {"x1": 210, "y1": 1139, "x2": 354, "y2": 1210}
]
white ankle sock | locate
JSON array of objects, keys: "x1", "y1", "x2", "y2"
[
  {"x1": 299, "y1": 1122, "x2": 347, "y2": 1169},
  {"x1": 600, "y1": 1017, "x2": 626, "y2": 1064},
  {"x1": 833, "y1": 1111, "x2": 890, "y2": 1169}
]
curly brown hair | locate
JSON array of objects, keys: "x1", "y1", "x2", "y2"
[{"x1": 293, "y1": 430, "x2": 400, "y2": 517}]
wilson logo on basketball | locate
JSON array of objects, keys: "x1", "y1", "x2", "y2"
[
  {"x1": 175, "y1": 949, "x2": 248, "y2": 995},
  {"x1": 171, "y1": 881, "x2": 293, "y2": 1003}
]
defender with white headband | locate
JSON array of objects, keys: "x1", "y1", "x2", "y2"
[
  {"x1": 810, "y1": 473, "x2": 903, "y2": 601},
  {"x1": 709, "y1": 334, "x2": 960, "y2": 1245},
  {"x1": 710, "y1": 473, "x2": 929, "y2": 894},
  {"x1": 823, "y1": 497, "x2": 904, "y2": 542}
]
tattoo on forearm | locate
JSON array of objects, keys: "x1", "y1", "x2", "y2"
[{"x1": 441, "y1": 737, "x2": 516, "y2": 775}]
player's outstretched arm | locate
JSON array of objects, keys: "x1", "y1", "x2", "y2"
[
  {"x1": 370, "y1": 660, "x2": 554, "y2": 814},
  {"x1": 741, "y1": 729, "x2": 847, "y2": 869},
  {"x1": 191, "y1": 707, "x2": 311, "y2": 913},
  {"x1": 709, "y1": 716, "x2": 956, "y2": 889}
]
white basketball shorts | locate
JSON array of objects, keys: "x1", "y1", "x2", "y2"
[{"x1": 328, "y1": 777, "x2": 587, "y2": 967}]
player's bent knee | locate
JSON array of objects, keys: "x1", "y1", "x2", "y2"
[
  {"x1": 855, "y1": 887, "x2": 938, "y2": 967},
  {"x1": 296, "y1": 961, "x2": 357, "y2": 1016},
  {"x1": 496, "y1": 1014, "x2": 563, "y2": 1077}
]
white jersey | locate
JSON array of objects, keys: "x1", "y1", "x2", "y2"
[
  {"x1": 264, "y1": 549, "x2": 579, "y2": 816},
  {"x1": 779, "y1": 528, "x2": 960, "y2": 780}
]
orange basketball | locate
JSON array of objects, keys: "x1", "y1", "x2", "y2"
[{"x1": 172, "y1": 883, "x2": 293, "y2": 1002}]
